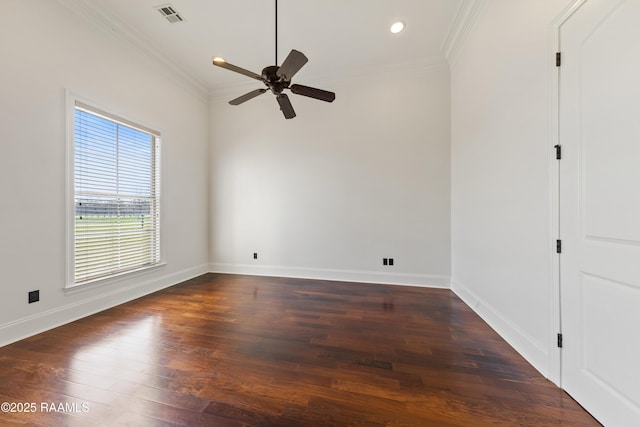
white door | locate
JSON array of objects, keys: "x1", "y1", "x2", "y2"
[{"x1": 559, "y1": 0, "x2": 640, "y2": 425}]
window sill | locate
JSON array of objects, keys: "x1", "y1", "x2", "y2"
[{"x1": 64, "y1": 262, "x2": 167, "y2": 295}]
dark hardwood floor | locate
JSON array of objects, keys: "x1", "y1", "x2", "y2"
[{"x1": 0, "y1": 274, "x2": 599, "y2": 426}]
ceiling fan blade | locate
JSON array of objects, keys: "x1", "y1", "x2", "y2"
[
  {"x1": 229, "y1": 89, "x2": 268, "y2": 105},
  {"x1": 290, "y1": 84, "x2": 336, "y2": 103},
  {"x1": 212, "y1": 57, "x2": 263, "y2": 81},
  {"x1": 276, "y1": 94, "x2": 296, "y2": 119},
  {"x1": 276, "y1": 49, "x2": 308, "y2": 80}
]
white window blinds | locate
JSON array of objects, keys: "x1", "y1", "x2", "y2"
[{"x1": 73, "y1": 102, "x2": 161, "y2": 285}]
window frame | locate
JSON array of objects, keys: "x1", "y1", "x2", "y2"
[{"x1": 65, "y1": 92, "x2": 165, "y2": 290}]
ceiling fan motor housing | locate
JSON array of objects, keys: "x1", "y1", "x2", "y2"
[{"x1": 262, "y1": 65, "x2": 289, "y2": 94}]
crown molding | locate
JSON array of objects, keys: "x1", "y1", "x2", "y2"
[
  {"x1": 442, "y1": 0, "x2": 487, "y2": 69},
  {"x1": 55, "y1": 0, "x2": 209, "y2": 103}
]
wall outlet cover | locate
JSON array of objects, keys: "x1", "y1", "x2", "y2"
[{"x1": 28, "y1": 290, "x2": 40, "y2": 304}]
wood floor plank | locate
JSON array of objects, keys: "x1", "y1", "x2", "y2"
[{"x1": 0, "y1": 273, "x2": 600, "y2": 426}]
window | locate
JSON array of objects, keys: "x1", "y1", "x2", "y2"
[{"x1": 70, "y1": 100, "x2": 161, "y2": 286}]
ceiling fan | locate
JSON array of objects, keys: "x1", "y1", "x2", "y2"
[{"x1": 211, "y1": 0, "x2": 335, "y2": 119}]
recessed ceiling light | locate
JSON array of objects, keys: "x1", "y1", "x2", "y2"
[{"x1": 390, "y1": 21, "x2": 405, "y2": 34}]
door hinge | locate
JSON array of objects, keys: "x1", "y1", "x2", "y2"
[
  {"x1": 554, "y1": 144, "x2": 561, "y2": 160},
  {"x1": 556, "y1": 52, "x2": 561, "y2": 67},
  {"x1": 557, "y1": 333, "x2": 563, "y2": 348},
  {"x1": 556, "y1": 239, "x2": 562, "y2": 254}
]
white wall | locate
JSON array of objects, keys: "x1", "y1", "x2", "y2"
[
  {"x1": 209, "y1": 66, "x2": 451, "y2": 287},
  {"x1": 450, "y1": 0, "x2": 572, "y2": 377},
  {"x1": 0, "y1": 0, "x2": 209, "y2": 346}
]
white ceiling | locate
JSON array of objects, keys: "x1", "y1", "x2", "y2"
[{"x1": 71, "y1": 0, "x2": 469, "y2": 96}]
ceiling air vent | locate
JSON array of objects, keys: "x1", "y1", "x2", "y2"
[{"x1": 155, "y1": 4, "x2": 184, "y2": 23}]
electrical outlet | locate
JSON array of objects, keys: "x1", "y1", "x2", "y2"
[
  {"x1": 389, "y1": 258, "x2": 394, "y2": 266},
  {"x1": 383, "y1": 258, "x2": 388, "y2": 266},
  {"x1": 28, "y1": 290, "x2": 40, "y2": 304},
  {"x1": 253, "y1": 253, "x2": 258, "y2": 260}
]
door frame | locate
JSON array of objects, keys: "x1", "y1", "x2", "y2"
[{"x1": 547, "y1": 0, "x2": 587, "y2": 387}]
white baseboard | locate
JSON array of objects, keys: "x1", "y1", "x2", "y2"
[
  {"x1": 0, "y1": 263, "x2": 209, "y2": 348},
  {"x1": 451, "y1": 278, "x2": 550, "y2": 378},
  {"x1": 209, "y1": 263, "x2": 451, "y2": 289}
]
